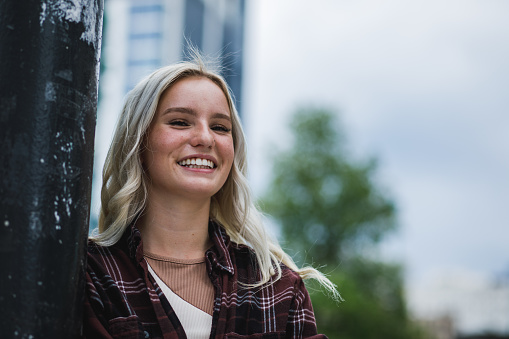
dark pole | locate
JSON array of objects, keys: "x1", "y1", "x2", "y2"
[{"x1": 0, "y1": 0, "x2": 103, "y2": 338}]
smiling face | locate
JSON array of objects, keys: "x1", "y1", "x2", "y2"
[{"x1": 142, "y1": 76, "x2": 234, "y2": 203}]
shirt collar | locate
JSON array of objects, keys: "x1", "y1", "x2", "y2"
[
  {"x1": 207, "y1": 220, "x2": 235, "y2": 275},
  {"x1": 126, "y1": 223, "x2": 144, "y2": 263},
  {"x1": 124, "y1": 219, "x2": 235, "y2": 275}
]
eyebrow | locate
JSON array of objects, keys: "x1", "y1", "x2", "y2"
[{"x1": 162, "y1": 107, "x2": 231, "y2": 122}]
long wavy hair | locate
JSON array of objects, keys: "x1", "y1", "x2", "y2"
[{"x1": 91, "y1": 54, "x2": 339, "y2": 299}]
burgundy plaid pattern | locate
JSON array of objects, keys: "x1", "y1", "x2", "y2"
[{"x1": 83, "y1": 221, "x2": 326, "y2": 338}]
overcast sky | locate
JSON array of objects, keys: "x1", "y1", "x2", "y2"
[{"x1": 242, "y1": 0, "x2": 509, "y2": 330}]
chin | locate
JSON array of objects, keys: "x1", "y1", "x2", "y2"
[{"x1": 179, "y1": 186, "x2": 222, "y2": 200}]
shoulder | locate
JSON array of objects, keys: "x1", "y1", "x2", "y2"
[
  {"x1": 275, "y1": 265, "x2": 309, "y2": 302},
  {"x1": 230, "y1": 241, "x2": 305, "y2": 290},
  {"x1": 86, "y1": 239, "x2": 139, "y2": 281},
  {"x1": 227, "y1": 242, "x2": 255, "y2": 264},
  {"x1": 87, "y1": 239, "x2": 125, "y2": 264},
  {"x1": 87, "y1": 225, "x2": 140, "y2": 269}
]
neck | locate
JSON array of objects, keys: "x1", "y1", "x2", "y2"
[{"x1": 137, "y1": 193, "x2": 212, "y2": 260}]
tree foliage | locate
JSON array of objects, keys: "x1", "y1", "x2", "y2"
[
  {"x1": 261, "y1": 108, "x2": 396, "y2": 264},
  {"x1": 260, "y1": 108, "x2": 428, "y2": 338}
]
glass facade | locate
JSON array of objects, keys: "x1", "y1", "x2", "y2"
[
  {"x1": 126, "y1": 2, "x2": 164, "y2": 91},
  {"x1": 124, "y1": 0, "x2": 245, "y2": 112}
]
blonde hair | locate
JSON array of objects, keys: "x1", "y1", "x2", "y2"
[{"x1": 91, "y1": 54, "x2": 340, "y2": 300}]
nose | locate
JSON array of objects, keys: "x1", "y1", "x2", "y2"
[{"x1": 190, "y1": 123, "x2": 214, "y2": 148}]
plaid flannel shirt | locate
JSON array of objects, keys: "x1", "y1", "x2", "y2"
[{"x1": 84, "y1": 221, "x2": 327, "y2": 338}]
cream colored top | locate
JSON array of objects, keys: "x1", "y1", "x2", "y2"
[{"x1": 147, "y1": 263, "x2": 212, "y2": 339}]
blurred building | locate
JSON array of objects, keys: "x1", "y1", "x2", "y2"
[
  {"x1": 418, "y1": 314, "x2": 456, "y2": 339},
  {"x1": 90, "y1": 0, "x2": 246, "y2": 229},
  {"x1": 123, "y1": 0, "x2": 245, "y2": 106},
  {"x1": 457, "y1": 334, "x2": 509, "y2": 339},
  {"x1": 408, "y1": 269, "x2": 509, "y2": 337}
]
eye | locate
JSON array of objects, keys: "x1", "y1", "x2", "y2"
[
  {"x1": 211, "y1": 125, "x2": 231, "y2": 133},
  {"x1": 168, "y1": 120, "x2": 190, "y2": 127}
]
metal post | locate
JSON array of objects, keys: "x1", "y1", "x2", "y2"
[{"x1": 0, "y1": 0, "x2": 103, "y2": 338}]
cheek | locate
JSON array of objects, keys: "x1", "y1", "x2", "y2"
[
  {"x1": 149, "y1": 134, "x2": 167, "y2": 151},
  {"x1": 222, "y1": 141, "x2": 235, "y2": 166},
  {"x1": 142, "y1": 137, "x2": 179, "y2": 170},
  {"x1": 148, "y1": 131, "x2": 183, "y2": 153}
]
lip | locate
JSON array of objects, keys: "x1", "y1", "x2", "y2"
[{"x1": 178, "y1": 154, "x2": 218, "y2": 167}]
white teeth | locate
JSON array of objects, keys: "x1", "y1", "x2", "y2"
[{"x1": 178, "y1": 158, "x2": 215, "y2": 169}]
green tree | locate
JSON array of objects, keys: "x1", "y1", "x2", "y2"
[{"x1": 260, "y1": 108, "x2": 427, "y2": 338}]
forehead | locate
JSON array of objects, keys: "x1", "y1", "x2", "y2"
[{"x1": 158, "y1": 76, "x2": 229, "y2": 110}]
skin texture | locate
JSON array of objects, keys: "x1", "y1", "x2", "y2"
[{"x1": 138, "y1": 76, "x2": 234, "y2": 259}]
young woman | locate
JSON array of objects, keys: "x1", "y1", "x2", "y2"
[{"x1": 84, "y1": 54, "x2": 339, "y2": 338}]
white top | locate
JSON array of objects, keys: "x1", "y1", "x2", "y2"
[{"x1": 147, "y1": 263, "x2": 213, "y2": 339}]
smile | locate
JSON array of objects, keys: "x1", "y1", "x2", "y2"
[{"x1": 178, "y1": 158, "x2": 216, "y2": 169}]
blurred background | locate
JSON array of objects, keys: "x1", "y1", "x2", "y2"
[{"x1": 89, "y1": 0, "x2": 509, "y2": 338}]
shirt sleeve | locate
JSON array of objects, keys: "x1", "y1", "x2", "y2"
[
  {"x1": 82, "y1": 269, "x2": 114, "y2": 339},
  {"x1": 285, "y1": 277, "x2": 328, "y2": 339}
]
